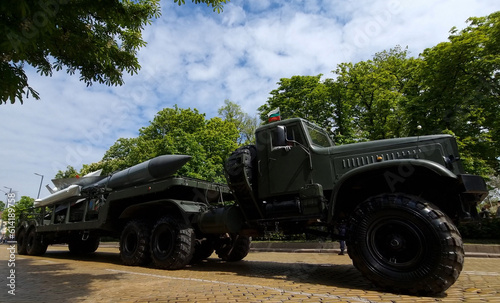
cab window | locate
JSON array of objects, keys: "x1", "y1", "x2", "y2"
[{"x1": 306, "y1": 125, "x2": 333, "y2": 147}]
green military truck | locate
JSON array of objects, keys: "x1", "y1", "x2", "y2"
[{"x1": 17, "y1": 118, "x2": 487, "y2": 295}]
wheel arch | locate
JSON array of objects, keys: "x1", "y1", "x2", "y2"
[{"x1": 328, "y1": 159, "x2": 461, "y2": 223}]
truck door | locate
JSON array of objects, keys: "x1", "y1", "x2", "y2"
[{"x1": 266, "y1": 124, "x2": 310, "y2": 196}]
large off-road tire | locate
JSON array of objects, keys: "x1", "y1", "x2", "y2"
[
  {"x1": 216, "y1": 234, "x2": 251, "y2": 262},
  {"x1": 26, "y1": 228, "x2": 48, "y2": 256},
  {"x1": 225, "y1": 145, "x2": 257, "y2": 185},
  {"x1": 347, "y1": 194, "x2": 464, "y2": 295},
  {"x1": 16, "y1": 228, "x2": 28, "y2": 255},
  {"x1": 120, "y1": 220, "x2": 151, "y2": 266},
  {"x1": 190, "y1": 238, "x2": 215, "y2": 264},
  {"x1": 150, "y1": 216, "x2": 195, "y2": 270},
  {"x1": 68, "y1": 235, "x2": 100, "y2": 254}
]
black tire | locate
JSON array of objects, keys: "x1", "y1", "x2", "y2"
[
  {"x1": 190, "y1": 238, "x2": 215, "y2": 264},
  {"x1": 16, "y1": 228, "x2": 28, "y2": 255},
  {"x1": 26, "y1": 228, "x2": 48, "y2": 256},
  {"x1": 68, "y1": 236, "x2": 100, "y2": 254},
  {"x1": 119, "y1": 220, "x2": 151, "y2": 266},
  {"x1": 216, "y1": 234, "x2": 251, "y2": 262},
  {"x1": 150, "y1": 216, "x2": 195, "y2": 270},
  {"x1": 347, "y1": 194, "x2": 464, "y2": 295},
  {"x1": 225, "y1": 145, "x2": 257, "y2": 184}
]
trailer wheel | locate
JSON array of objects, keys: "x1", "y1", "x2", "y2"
[
  {"x1": 347, "y1": 194, "x2": 464, "y2": 295},
  {"x1": 150, "y1": 216, "x2": 195, "y2": 269},
  {"x1": 16, "y1": 228, "x2": 28, "y2": 255},
  {"x1": 216, "y1": 234, "x2": 251, "y2": 262},
  {"x1": 68, "y1": 236, "x2": 100, "y2": 254},
  {"x1": 26, "y1": 228, "x2": 48, "y2": 256},
  {"x1": 120, "y1": 220, "x2": 151, "y2": 266}
]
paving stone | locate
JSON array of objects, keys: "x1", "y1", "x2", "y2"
[{"x1": 1, "y1": 245, "x2": 500, "y2": 302}]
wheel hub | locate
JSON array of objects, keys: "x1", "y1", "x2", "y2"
[
  {"x1": 389, "y1": 237, "x2": 402, "y2": 249},
  {"x1": 369, "y1": 218, "x2": 425, "y2": 267}
]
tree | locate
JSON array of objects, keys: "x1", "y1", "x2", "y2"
[
  {"x1": 55, "y1": 165, "x2": 79, "y2": 179},
  {"x1": 332, "y1": 47, "x2": 419, "y2": 141},
  {"x1": 218, "y1": 99, "x2": 259, "y2": 144},
  {"x1": 256, "y1": 12, "x2": 499, "y2": 176},
  {"x1": 411, "y1": 11, "x2": 500, "y2": 175},
  {"x1": 1, "y1": 196, "x2": 34, "y2": 223},
  {"x1": 97, "y1": 105, "x2": 239, "y2": 182},
  {"x1": 258, "y1": 75, "x2": 331, "y2": 130},
  {"x1": 1, "y1": 0, "x2": 229, "y2": 104}
]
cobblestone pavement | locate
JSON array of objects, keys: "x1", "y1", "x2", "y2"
[{"x1": 1, "y1": 245, "x2": 500, "y2": 303}]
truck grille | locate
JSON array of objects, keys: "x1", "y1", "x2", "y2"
[{"x1": 341, "y1": 149, "x2": 420, "y2": 169}]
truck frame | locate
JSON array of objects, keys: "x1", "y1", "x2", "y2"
[{"x1": 17, "y1": 117, "x2": 488, "y2": 295}]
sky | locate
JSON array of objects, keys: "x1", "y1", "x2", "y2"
[{"x1": 1, "y1": 0, "x2": 499, "y2": 202}]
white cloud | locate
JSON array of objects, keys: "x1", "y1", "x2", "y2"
[{"x1": 0, "y1": 0, "x2": 498, "y2": 199}]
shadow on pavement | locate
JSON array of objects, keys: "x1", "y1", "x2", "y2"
[
  {"x1": 0, "y1": 257, "x2": 122, "y2": 303},
  {"x1": 188, "y1": 257, "x2": 378, "y2": 293},
  {"x1": 39, "y1": 248, "x2": 123, "y2": 266}
]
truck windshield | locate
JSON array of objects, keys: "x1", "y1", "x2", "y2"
[{"x1": 306, "y1": 125, "x2": 333, "y2": 147}]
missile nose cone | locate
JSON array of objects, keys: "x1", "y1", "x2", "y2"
[{"x1": 148, "y1": 154, "x2": 192, "y2": 179}]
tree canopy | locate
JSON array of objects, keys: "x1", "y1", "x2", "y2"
[
  {"x1": 1, "y1": 0, "x2": 229, "y2": 104},
  {"x1": 1, "y1": 196, "x2": 34, "y2": 223},
  {"x1": 72, "y1": 105, "x2": 239, "y2": 183},
  {"x1": 218, "y1": 99, "x2": 259, "y2": 145},
  {"x1": 258, "y1": 12, "x2": 500, "y2": 176}
]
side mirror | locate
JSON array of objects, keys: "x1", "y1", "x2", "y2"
[{"x1": 273, "y1": 125, "x2": 287, "y2": 147}]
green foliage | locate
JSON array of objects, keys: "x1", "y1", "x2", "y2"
[
  {"x1": 96, "y1": 105, "x2": 239, "y2": 182},
  {"x1": 257, "y1": 12, "x2": 500, "y2": 176},
  {"x1": 173, "y1": 0, "x2": 229, "y2": 13},
  {"x1": 1, "y1": 196, "x2": 34, "y2": 223},
  {"x1": 1, "y1": 0, "x2": 229, "y2": 104},
  {"x1": 55, "y1": 165, "x2": 79, "y2": 179},
  {"x1": 218, "y1": 99, "x2": 259, "y2": 144},
  {"x1": 458, "y1": 219, "x2": 500, "y2": 240},
  {"x1": 0, "y1": 200, "x2": 5, "y2": 212},
  {"x1": 414, "y1": 11, "x2": 500, "y2": 176},
  {"x1": 333, "y1": 47, "x2": 419, "y2": 141},
  {"x1": 259, "y1": 75, "x2": 331, "y2": 130}
]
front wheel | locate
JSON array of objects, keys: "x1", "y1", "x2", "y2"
[
  {"x1": 150, "y1": 216, "x2": 195, "y2": 270},
  {"x1": 347, "y1": 194, "x2": 464, "y2": 295}
]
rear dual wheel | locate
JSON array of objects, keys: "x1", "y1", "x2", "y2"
[
  {"x1": 150, "y1": 216, "x2": 195, "y2": 269},
  {"x1": 26, "y1": 228, "x2": 48, "y2": 256},
  {"x1": 68, "y1": 235, "x2": 100, "y2": 254},
  {"x1": 216, "y1": 234, "x2": 251, "y2": 262},
  {"x1": 120, "y1": 220, "x2": 151, "y2": 266},
  {"x1": 16, "y1": 228, "x2": 28, "y2": 255}
]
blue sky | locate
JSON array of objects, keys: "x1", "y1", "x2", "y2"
[{"x1": 1, "y1": 0, "x2": 498, "y2": 201}]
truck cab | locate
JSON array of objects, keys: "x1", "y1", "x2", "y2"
[
  {"x1": 256, "y1": 118, "x2": 335, "y2": 200},
  {"x1": 224, "y1": 117, "x2": 488, "y2": 295}
]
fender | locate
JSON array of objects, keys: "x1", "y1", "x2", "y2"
[
  {"x1": 119, "y1": 199, "x2": 207, "y2": 225},
  {"x1": 327, "y1": 158, "x2": 458, "y2": 223}
]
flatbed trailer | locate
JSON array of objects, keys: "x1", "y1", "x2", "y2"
[{"x1": 17, "y1": 174, "x2": 247, "y2": 269}]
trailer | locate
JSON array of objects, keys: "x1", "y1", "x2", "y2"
[{"x1": 17, "y1": 156, "x2": 249, "y2": 269}]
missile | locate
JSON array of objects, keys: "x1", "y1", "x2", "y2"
[
  {"x1": 35, "y1": 155, "x2": 192, "y2": 207},
  {"x1": 89, "y1": 154, "x2": 192, "y2": 190}
]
